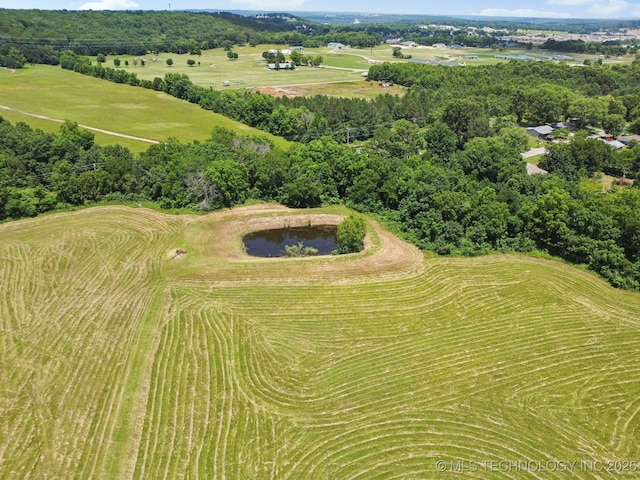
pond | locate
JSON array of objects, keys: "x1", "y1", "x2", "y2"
[{"x1": 243, "y1": 226, "x2": 339, "y2": 257}]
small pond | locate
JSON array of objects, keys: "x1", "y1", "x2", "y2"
[{"x1": 243, "y1": 226, "x2": 339, "y2": 257}]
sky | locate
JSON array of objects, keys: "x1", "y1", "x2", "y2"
[{"x1": 2, "y1": 0, "x2": 640, "y2": 19}]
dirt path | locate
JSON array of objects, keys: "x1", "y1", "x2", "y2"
[{"x1": 0, "y1": 104, "x2": 160, "y2": 144}]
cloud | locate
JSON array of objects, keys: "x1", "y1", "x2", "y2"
[
  {"x1": 587, "y1": 0, "x2": 632, "y2": 15},
  {"x1": 547, "y1": 0, "x2": 592, "y2": 5},
  {"x1": 79, "y1": 0, "x2": 139, "y2": 9},
  {"x1": 229, "y1": 0, "x2": 307, "y2": 8},
  {"x1": 548, "y1": 0, "x2": 640, "y2": 17},
  {"x1": 476, "y1": 8, "x2": 572, "y2": 17}
]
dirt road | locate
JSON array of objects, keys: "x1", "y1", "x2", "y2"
[{"x1": 0, "y1": 104, "x2": 160, "y2": 144}]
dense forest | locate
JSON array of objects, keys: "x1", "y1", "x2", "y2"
[
  {"x1": 0, "y1": 9, "x2": 382, "y2": 64},
  {"x1": 0, "y1": 9, "x2": 304, "y2": 56},
  {"x1": 4, "y1": 9, "x2": 640, "y2": 291}
]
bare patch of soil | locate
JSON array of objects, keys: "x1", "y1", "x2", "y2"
[
  {"x1": 254, "y1": 86, "x2": 305, "y2": 98},
  {"x1": 170, "y1": 248, "x2": 187, "y2": 259}
]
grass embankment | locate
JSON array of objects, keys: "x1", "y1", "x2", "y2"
[
  {"x1": 1, "y1": 204, "x2": 639, "y2": 479},
  {"x1": 0, "y1": 66, "x2": 289, "y2": 153}
]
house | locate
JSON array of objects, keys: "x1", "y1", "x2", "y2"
[
  {"x1": 428, "y1": 59, "x2": 460, "y2": 67},
  {"x1": 266, "y1": 62, "x2": 293, "y2": 70},
  {"x1": 432, "y1": 43, "x2": 447, "y2": 48},
  {"x1": 553, "y1": 121, "x2": 573, "y2": 130},
  {"x1": 400, "y1": 41, "x2": 418, "y2": 47},
  {"x1": 464, "y1": 55, "x2": 479, "y2": 60},
  {"x1": 589, "y1": 134, "x2": 626, "y2": 150},
  {"x1": 292, "y1": 46, "x2": 304, "y2": 51},
  {"x1": 327, "y1": 42, "x2": 346, "y2": 49},
  {"x1": 618, "y1": 135, "x2": 640, "y2": 145},
  {"x1": 526, "y1": 125, "x2": 554, "y2": 139},
  {"x1": 604, "y1": 139, "x2": 626, "y2": 150}
]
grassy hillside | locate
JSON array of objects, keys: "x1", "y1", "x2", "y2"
[
  {"x1": 0, "y1": 66, "x2": 289, "y2": 152},
  {"x1": 1, "y1": 205, "x2": 639, "y2": 479}
]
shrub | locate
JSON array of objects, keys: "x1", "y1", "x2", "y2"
[{"x1": 336, "y1": 214, "x2": 367, "y2": 253}]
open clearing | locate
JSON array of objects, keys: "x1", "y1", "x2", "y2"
[
  {"x1": 1, "y1": 204, "x2": 639, "y2": 479},
  {"x1": 0, "y1": 66, "x2": 288, "y2": 152},
  {"x1": 107, "y1": 44, "x2": 636, "y2": 92}
]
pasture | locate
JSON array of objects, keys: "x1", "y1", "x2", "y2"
[
  {"x1": 1, "y1": 204, "x2": 639, "y2": 479},
  {"x1": 107, "y1": 45, "x2": 370, "y2": 91},
  {"x1": 0, "y1": 66, "x2": 288, "y2": 152}
]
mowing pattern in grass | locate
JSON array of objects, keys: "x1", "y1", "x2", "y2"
[{"x1": 1, "y1": 205, "x2": 640, "y2": 479}]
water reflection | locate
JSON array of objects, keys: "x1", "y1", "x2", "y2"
[{"x1": 243, "y1": 226, "x2": 339, "y2": 257}]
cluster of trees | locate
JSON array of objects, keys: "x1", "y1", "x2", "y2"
[
  {"x1": 3, "y1": 114, "x2": 640, "y2": 289},
  {"x1": 0, "y1": 46, "x2": 27, "y2": 69},
  {"x1": 368, "y1": 61, "x2": 640, "y2": 133},
  {"x1": 541, "y1": 39, "x2": 634, "y2": 57},
  {"x1": 392, "y1": 47, "x2": 411, "y2": 60},
  {"x1": 260, "y1": 49, "x2": 323, "y2": 67},
  {"x1": 262, "y1": 50, "x2": 287, "y2": 64},
  {"x1": 289, "y1": 50, "x2": 324, "y2": 67}
]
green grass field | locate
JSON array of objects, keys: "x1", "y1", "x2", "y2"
[
  {"x1": 107, "y1": 46, "x2": 369, "y2": 91},
  {"x1": 0, "y1": 66, "x2": 289, "y2": 152},
  {"x1": 2, "y1": 204, "x2": 639, "y2": 479}
]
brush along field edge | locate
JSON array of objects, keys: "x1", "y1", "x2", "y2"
[{"x1": 1, "y1": 204, "x2": 640, "y2": 479}]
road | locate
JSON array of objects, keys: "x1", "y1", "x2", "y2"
[
  {"x1": 521, "y1": 147, "x2": 547, "y2": 158},
  {"x1": 0, "y1": 104, "x2": 160, "y2": 144}
]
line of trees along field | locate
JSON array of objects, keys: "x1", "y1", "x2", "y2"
[{"x1": 2, "y1": 113, "x2": 640, "y2": 290}]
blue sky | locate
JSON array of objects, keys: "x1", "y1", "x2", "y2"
[{"x1": 3, "y1": 0, "x2": 640, "y2": 19}]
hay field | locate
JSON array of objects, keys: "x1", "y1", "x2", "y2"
[
  {"x1": 1, "y1": 204, "x2": 640, "y2": 479},
  {"x1": 0, "y1": 66, "x2": 288, "y2": 152}
]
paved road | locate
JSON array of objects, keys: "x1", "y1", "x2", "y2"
[
  {"x1": 521, "y1": 147, "x2": 547, "y2": 158},
  {"x1": 0, "y1": 104, "x2": 160, "y2": 144}
]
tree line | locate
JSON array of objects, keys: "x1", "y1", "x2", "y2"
[{"x1": 2, "y1": 112, "x2": 640, "y2": 290}]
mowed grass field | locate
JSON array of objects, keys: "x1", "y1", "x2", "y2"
[
  {"x1": 108, "y1": 45, "x2": 370, "y2": 91},
  {"x1": 2, "y1": 204, "x2": 640, "y2": 479},
  {"x1": 0, "y1": 66, "x2": 288, "y2": 152}
]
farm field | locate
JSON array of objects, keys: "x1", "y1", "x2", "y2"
[
  {"x1": 1, "y1": 204, "x2": 640, "y2": 479},
  {"x1": 107, "y1": 45, "x2": 371, "y2": 91},
  {"x1": 0, "y1": 66, "x2": 288, "y2": 152}
]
